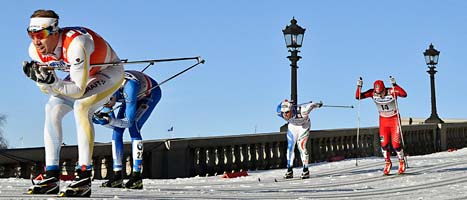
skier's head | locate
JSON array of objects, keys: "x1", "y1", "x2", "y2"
[
  {"x1": 28, "y1": 10, "x2": 59, "y2": 33},
  {"x1": 280, "y1": 99, "x2": 294, "y2": 120},
  {"x1": 27, "y1": 9, "x2": 60, "y2": 55},
  {"x1": 373, "y1": 80, "x2": 386, "y2": 95}
]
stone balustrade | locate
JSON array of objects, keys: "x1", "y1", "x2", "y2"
[{"x1": 0, "y1": 122, "x2": 463, "y2": 179}]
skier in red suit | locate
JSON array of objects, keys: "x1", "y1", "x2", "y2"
[{"x1": 356, "y1": 77, "x2": 407, "y2": 175}]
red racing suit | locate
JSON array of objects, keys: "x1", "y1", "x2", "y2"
[{"x1": 356, "y1": 84, "x2": 407, "y2": 161}]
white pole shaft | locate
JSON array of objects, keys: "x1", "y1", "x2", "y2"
[
  {"x1": 390, "y1": 76, "x2": 408, "y2": 168},
  {"x1": 322, "y1": 105, "x2": 354, "y2": 108},
  {"x1": 41, "y1": 56, "x2": 202, "y2": 70},
  {"x1": 356, "y1": 78, "x2": 362, "y2": 166}
]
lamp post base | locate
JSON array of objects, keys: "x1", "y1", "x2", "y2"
[
  {"x1": 280, "y1": 123, "x2": 288, "y2": 132},
  {"x1": 424, "y1": 115, "x2": 444, "y2": 124}
]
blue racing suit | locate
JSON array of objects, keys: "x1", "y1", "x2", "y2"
[{"x1": 97, "y1": 70, "x2": 161, "y2": 173}]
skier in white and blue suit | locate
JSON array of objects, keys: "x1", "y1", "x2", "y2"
[
  {"x1": 277, "y1": 99, "x2": 322, "y2": 179},
  {"x1": 93, "y1": 70, "x2": 161, "y2": 189}
]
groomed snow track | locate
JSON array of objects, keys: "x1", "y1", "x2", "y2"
[{"x1": 1, "y1": 151, "x2": 467, "y2": 199}]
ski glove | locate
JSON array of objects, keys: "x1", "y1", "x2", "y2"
[
  {"x1": 318, "y1": 101, "x2": 323, "y2": 108},
  {"x1": 23, "y1": 61, "x2": 57, "y2": 84},
  {"x1": 357, "y1": 79, "x2": 363, "y2": 87},
  {"x1": 92, "y1": 112, "x2": 111, "y2": 125},
  {"x1": 390, "y1": 76, "x2": 396, "y2": 85}
]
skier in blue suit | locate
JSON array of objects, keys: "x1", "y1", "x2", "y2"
[{"x1": 93, "y1": 70, "x2": 161, "y2": 189}]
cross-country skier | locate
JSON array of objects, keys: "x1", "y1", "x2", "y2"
[
  {"x1": 93, "y1": 70, "x2": 161, "y2": 189},
  {"x1": 277, "y1": 99, "x2": 323, "y2": 179},
  {"x1": 23, "y1": 9, "x2": 124, "y2": 197},
  {"x1": 355, "y1": 77, "x2": 407, "y2": 175}
]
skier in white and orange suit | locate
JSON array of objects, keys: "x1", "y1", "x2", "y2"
[
  {"x1": 355, "y1": 77, "x2": 407, "y2": 175},
  {"x1": 23, "y1": 9, "x2": 124, "y2": 197}
]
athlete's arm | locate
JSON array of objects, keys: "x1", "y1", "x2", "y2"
[
  {"x1": 303, "y1": 101, "x2": 322, "y2": 114},
  {"x1": 27, "y1": 43, "x2": 59, "y2": 96},
  {"x1": 50, "y1": 35, "x2": 94, "y2": 98},
  {"x1": 356, "y1": 87, "x2": 374, "y2": 100},
  {"x1": 109, "y1": 80, "x2": 139, "y2": 128},
  {"x1": 391, "y1": 85, "x2": 407, "y2": 98}
]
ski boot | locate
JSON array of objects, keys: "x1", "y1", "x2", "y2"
[
  {"x1": 27, "y1": 170, "x2": 60, "y2": 194},
  {"x1": 102, "y1": 171, "x2": 123, "y2": 188},
  {"x1": 59, "y1": 169, "x2": 91, "y2": 197},
  {"x1": 398, "y1": 159, "x2": 406, "y2": 175},
  {"x1": 300, "y1": 167, "x2": 310, "y2": 179},
  {"x1": 383, "y1": 160, "x2": 392, "y2": 175},
  {"x1": 125, "y1": 172, "x2": 143, "y2": 189},
  {"x1": 283, "y1": 167, "x2": 293, "y2": 179}
]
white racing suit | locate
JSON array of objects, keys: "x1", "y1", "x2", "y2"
[
  {"x1": 28, "y1": 27, "x2": 124, "y2": 172},
  {"x1": 277, "y1": 102, "x2": 321, "y2": 169}
]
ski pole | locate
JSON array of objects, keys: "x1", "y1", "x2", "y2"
[
  {"x1": 40, "y1": 56, "x2": 202, "y2": 71},
  {"x1": 140, "y1": 59, "x2": 205, "y2": 96},
  {"x1": 390, "y1": 76, "x2": 408, "y2": 168},
  {"x1": 140, "y1": 56, "x2": 203, "y2": 72},
  {"x1": 322, "y1": 105, "x2": 354, "y2": 109},
  {"x1": 96, "y1": 58, "x2": 205, "y2": 115},
  {"x1": 356, "y1": 77, "x2": 362, "y2": 166}
]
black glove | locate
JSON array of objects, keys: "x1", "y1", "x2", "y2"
[
  {"x1": 38, "y1": 70, "x2": 56, "y2": 84},
  {"x1": 23, "y1": 61, "x2": 57, "y2": 84},
  {"x1": 23, "y1": 61, "x2": 39, "y2": 82},
  {"x1": 92, "y1": 112, "x2": 110, "y2": 125},
  {"x1": 357, "y1": 79, "x2": 363, "y2": 87},
  {"x1": 390, "y1": 76, "x2": 396, "y2": 86},
  {"x1": 318, "y1": 101, "x2": 323, "y2": 108}
]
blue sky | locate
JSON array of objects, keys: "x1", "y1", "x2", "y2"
[{"x1": 2, "y1": 1, "x2": 466, "y2": 148}]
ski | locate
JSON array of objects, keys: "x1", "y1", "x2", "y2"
[
  {"x1": 22, "y1": 193, "x2": 60, "y2": 197},
  {"x1": 257, "y1": 177, "x2": 306, "y2": 183}
]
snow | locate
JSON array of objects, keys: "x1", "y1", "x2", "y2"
[{"x1": 1, "y1": 149, "x2": 467, "y2": 199}]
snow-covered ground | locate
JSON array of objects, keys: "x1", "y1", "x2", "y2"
[{"x1": 1, "y1": 149, "x2": 467, "y2": 199}]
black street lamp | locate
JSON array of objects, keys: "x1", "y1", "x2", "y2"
[
  {"x1": 423, "y1": 43, "x2": 444, "y2": 124},
  {"x1": 282, "y1": 17, "x2": 306, "y2": 106}
]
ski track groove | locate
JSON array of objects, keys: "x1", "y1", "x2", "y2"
[
  {"x1": 5, "y1": 155, "x2": 467, "y2": 199},
  {"x1": 275, "y1": 161, "x2": 467, "y2": 199},
  {"x1": 146, "y1": 159, "x2": 384, "y2": 188},
  {"x1": 134, "y1": 160, "x2": 467, "y2": 199}
]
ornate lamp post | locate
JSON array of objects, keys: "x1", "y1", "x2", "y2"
[
  {"x1": 282, "y1": 17, "x2": 306, "y2": 106},
  {"x1": 424, "y1": 43, "x2": 444, "y2": 123}
]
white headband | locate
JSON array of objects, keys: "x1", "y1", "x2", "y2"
[{"x1": 28, "y1": 17, "x2": 58, "y2": 32}]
